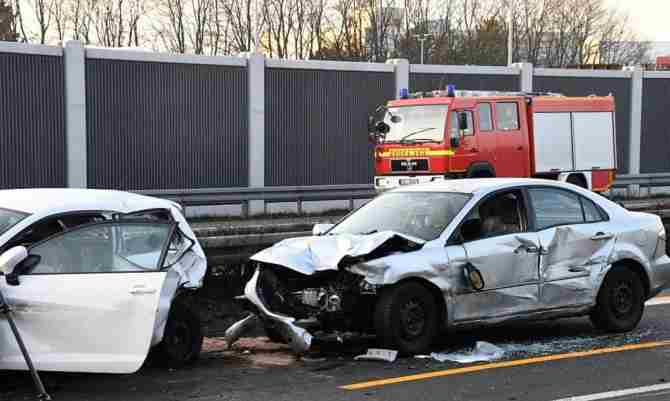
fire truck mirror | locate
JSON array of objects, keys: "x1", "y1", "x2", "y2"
[
  {"x1": 375, "y1": 121, "x2": 390, "y2": 134},
  {"x1": 451, "y1": 136, "x2": 460, "y2": 148}
]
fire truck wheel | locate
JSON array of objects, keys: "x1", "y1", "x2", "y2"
[{"x1": 567, "y1": 174, "x2": 587, "y2": 189}]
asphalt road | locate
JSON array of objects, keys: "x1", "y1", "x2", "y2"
[{"x1": 3, "y1": 297, "x2": 670, "y2": 401}]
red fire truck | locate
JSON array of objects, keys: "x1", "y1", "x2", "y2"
[{"x1": 370, "y1": 87, "x2": 617, "y2": 192}]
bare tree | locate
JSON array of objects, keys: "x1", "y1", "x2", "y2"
[
  {"x1": 48, "y1": 0, "x2": 67, "y2": 42},
  {"x1": 69, "y1": 0, "x2": 95, "y2": 44},
  {"x1": 0, "y1": 0, "x2": 18, "y2": 41},
  {"x1": 188, "y1": 0, "x2": 209, "y2": 54},
  {"x1": 157, "y1": 0, "x2": 187, "y2": 52},
  {"x1": 31, "y1": 0, "x2": 54, "y2": 43}
]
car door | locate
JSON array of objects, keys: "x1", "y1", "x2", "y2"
[
  {"x1": 527, "y1": 187, "x2": 615, "y2": 308},
  {"x1": 492, "y1": 101, "x2": 529, "y2": 177},
  {"x1": 447, "y1": 189, "x2": 542, "y2": 322},
  {"x1": 0, "y1": 221, "x2": 175, "y2": 373}
]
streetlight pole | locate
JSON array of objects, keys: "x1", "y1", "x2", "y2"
[
  {"x1": 507, "y1": 4, "x2": 514, "y2": 65},
  {"x1": 413, "y1": 34, "x2": 432, "y2": 64}
]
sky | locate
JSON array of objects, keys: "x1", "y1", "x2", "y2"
[{"x1": 605, "y1": 0, "x2": 670, "y2": 41}]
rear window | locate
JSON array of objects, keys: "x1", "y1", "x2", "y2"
[{"x1": 0, "y1": 208, "x2": 29, "y2": 236}]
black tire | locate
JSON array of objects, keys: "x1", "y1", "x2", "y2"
[
  {"x1": 567, "y1": 174, "x2": 587, "y2": 189},
  {"x1": 154, "y1": 300, "x2": 203, "y2": 368},
  {"x1": 590, "y1": 265, "x2": 645, "y2": 333},
  {"x1": 264, "y1": 324, "x2": 287, "y2": 344},
  {"x1": 374, "y1": 282, "x2": 439, "y2": 355}
]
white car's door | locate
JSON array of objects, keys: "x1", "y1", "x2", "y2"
[
  {"x1": 0, "y1": 221, "x2": 175, "y2": 373},
  {"x1": 528, "y1": 187, "x2": 616, "y2": 308}
]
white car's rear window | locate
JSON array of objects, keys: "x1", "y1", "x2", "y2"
[{"x1": 0, "y1": 208, "x2": 29, "y2": 236}]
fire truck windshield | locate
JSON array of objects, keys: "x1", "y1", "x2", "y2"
[{"x1": 382, "y1": 105, "x2": 448, "y2": 143}]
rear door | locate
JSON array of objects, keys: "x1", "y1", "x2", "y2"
[
  {"x1": 528, "y1": 187, "x2": 615, "y2": 308},
  {"x1": 493, "y1": 101, "x2": 530, "y2": 177},
  {"x1": 0, "y1": 221, "x2": 174, "y2": 373}
]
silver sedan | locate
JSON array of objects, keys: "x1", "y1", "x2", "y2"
[{"x1": 227, "y1": 178, "x2": 670, "y2": 355}]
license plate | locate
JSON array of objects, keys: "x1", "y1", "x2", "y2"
[{"x1": 399, "y1": 178, "x2": 420, "y2": 185}]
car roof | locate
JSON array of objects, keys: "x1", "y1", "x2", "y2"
[
  {"x1": 0, "y1": 188, "x2": 174, "y2": 215},
  {"x1": 391, "y1": 178, "x2": 582, "y2": 195}
]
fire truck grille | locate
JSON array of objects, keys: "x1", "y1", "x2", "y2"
[{"x1": 391, "y1": 159, "x2": 429, "y2": 172}]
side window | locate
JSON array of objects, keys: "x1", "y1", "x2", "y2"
[
  {"x1": 116, "y1": 209, "x2": 172, "y2": 222},
  {"x1": 529, "y1": 188, "x2": 584, "y2": 230},
  {"x1": 477, "y1": 103, "x2": 493, "y2": 131},
  {"x1": 28, "y1": 223, "x2": 173, "y2": 274},
  {"x1": 582, "y1": 197, "x2": 607, "y2": 222},
  {"x1": 496, "y1": 102, "x2": 520, "y2": 130},
  {"x1": 450, "y1": 111, "x2": 474, "y2": 137},
  {"x1": 3, "y1": 213, "x2": 106, "y2": 252},
  {"x1": 460, "y1": 190, "x2": 526, "y2": 242}
]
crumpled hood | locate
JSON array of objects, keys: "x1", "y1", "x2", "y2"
[{"x1": 250, "y1": 231, "x2": 425, "y2": 275}]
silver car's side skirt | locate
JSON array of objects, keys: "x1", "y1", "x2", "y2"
[{"x1": 451, "y1": 304, "x2": 593, "y2": 328}]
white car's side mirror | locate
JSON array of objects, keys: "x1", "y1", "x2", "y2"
[
  {"x1": 0, "y1": 246, "x2": 28, "y2": 276},
  {"x1": 312, "y1": 223, "x2": 334, "y2": 236}
]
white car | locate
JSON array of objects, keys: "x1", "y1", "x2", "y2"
[
  {"x1": 227, "y1": 178, "x2": 670, "y2": 355},
  {"x1": 0, "y1": 189, "x2": 207, "y2": 373}
]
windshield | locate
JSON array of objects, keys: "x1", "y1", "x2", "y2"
[
  {"x1": 329, "y1": 192, "x2": 471, "y2": 241},
  {"x1": 0, "y1": 208, "x2": 29, "y2": 237},
  {"x1": 382, "y1": 105, "x2": 448, "y2": 143}
]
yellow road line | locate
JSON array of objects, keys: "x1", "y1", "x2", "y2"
[{"x1": 340, "y1": 340, "x2": 670, "y2": 391}]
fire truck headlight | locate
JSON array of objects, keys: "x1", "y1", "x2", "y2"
[{"x1": 376, "y1": 178, "x2": 390, "y2": 187}]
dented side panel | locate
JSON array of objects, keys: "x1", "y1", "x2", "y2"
[
  {"x1": 537, "y1": 223, "x2": 616, "y2": 308},
  {"x1": 450, "y1": 233, "x2": 541, "y2": 322}
]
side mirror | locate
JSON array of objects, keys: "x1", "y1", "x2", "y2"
[
  {"x1": 460, "y1": 218, "x2": 482, "y2": 243},
  {"x1": 464, "y1": 263, "x2": 485, "y2": 291},
  {"x1": 0, "y1": 246, "x2": 28, "y2": 276},
  {"x1": 375, "y1": 121, "x2": 390, "y2": 134},
  {"x1": 459, "y1": 112, "x2": 469, "y2": 131},
  {"x1": 450, "y1": 136, "x2": 460, "y2": 148},
  {"x1": 312, "y1": 223, "x2": 335, "y2": 236}
]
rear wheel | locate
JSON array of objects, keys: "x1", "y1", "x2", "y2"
[
  {"x1": 590, "y1": 265, "x2": 645, "y2": 332},
  {"x1": 374, "y1": 282, "x2": 439, "y2": 355},
  {"x1": 566, "y1": 174, "x2": 587, "y2": 189}
]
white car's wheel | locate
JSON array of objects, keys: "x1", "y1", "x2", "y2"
[
  {"x1": 590, "y1": 265, "x2": 645, "y2": 333},
  {"x1": 154, "y1": 300, "x2": 203, "y2": 367}
]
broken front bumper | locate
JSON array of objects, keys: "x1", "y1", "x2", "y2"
[{"x1": 224, "y1": 268, "x2": 313, "y2": 354}]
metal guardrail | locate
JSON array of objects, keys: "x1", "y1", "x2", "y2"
[
  {"x1": 611, "y1": 173, "x2": 670, "y2": 188},
  {"x1": 137, "y1": 175, "x2": 670, "y2": 216},
  {"x1": 139, "y1": 184, "x2": 377, "y2": 216}
]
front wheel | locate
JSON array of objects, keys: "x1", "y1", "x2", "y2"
[
  {"x1": 153, "y1": 300, "x2": 204, "y2": 368},
  {"x1": 590, "y1": 265, "x2": 645, "y2": 333},
  {"x1": 374, "y1": 282, "x2": 439, "y2": 355}
]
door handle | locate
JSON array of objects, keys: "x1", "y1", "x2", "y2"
[
  {"x1": 591, "y1": 232, "x2": 614, "y2": 241},
  {"x1": 469, "y1": 148, "x2": 478, "y2": 153},
  {"x1": 569, "y1": 266, "x2": 587, "y2": 273},
  {"x1": 517, "y1": 146, "x2": 523, "y2": 151},
  {"x1": 130, "y1": 285, "x2": 157, "y2": 295},
  {"x1": 515, "y1": 244, "x2": 539, "y2": 254}
]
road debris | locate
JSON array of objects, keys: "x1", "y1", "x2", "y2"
[
  {"x1": 354, "y1": 349, "x2": 399, "y2": 362},
  {"x1": 428, "y1": 341, "x2": 505, "y2": 363}
]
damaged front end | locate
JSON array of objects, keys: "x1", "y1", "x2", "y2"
[{"x1": 225, "y1": 232, "x2": 423, "y2": 353}]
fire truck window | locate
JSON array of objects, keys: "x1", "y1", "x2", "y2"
[
  {"x1": 477, "y1": 103, "x2": 493, "y2": 131},
  {"x1": 450, "y1": 111, "x2": 474, "y2": 136},
  {"x1": 496, "y1": 102, "x2": 520, "y2": 131}
]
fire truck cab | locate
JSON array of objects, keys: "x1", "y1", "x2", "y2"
[{"x1": 371, "y1": 88, "x2": 617, "y2": 192}]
